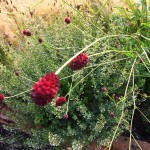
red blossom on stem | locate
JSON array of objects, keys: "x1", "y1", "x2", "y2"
[
  {"x1": 56, "y1": 96, "x2": 67, "y2": 106},
  {"x1": 0, "y1": 94, "x2": 4, "y2": 101},
  {"x1": 109, "y1": 112, "x2": 115, "y2": 118},
  {"x1": 114, "y1": 96, "x2": 119, "y2": 100},
  {"x1": 31, "y1": 72, "x2": 59, "y2": 106},
  {"x1": 38, "y1": 38, "x2": 43, "y2": 43},
  {"x1": 101, "y1": 87, "x2": 107, "y2": 93},
  {"x1": 69, "y1": 53, "x2": 89, "y2": 71},
  {"x1": 15, "y1": 71, "x2": 20, "y2": 76},
  {"x1": 63, "y1": 114, "x2": 69, "y2": 120},
  {"x1": 23, "y1": 29, "x2": 28, "y2": 35},
  {"x1": 64, "y1": 17, "x2": 71, "y2": 24},
  {"x1": 112, "y1": 94, "x2": 119, "y2": 100},
  {"x1": 23, "y1": 29, "x2": 31, "y2": 36}
]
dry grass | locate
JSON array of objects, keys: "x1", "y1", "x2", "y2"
[
  {"x1": 0, "y1": 0, "x2": 149, "y2": 46},
  {"x1": 0, "y1": 0, "x2": 86, "y2": 46}
]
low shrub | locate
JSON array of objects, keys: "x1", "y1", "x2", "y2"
[{"x1": 0, "y1": 0, "x2": 149, "y2": 149}]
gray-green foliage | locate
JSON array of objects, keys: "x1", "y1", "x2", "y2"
[{"x1": 0, "y1": 1, "x2": 149, "y2": 149}]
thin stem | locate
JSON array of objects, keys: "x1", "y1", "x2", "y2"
[
  {"x1": 124, "y1": 57, "x2": 137, "y2": 99},
  {"x1": 19, "y1": 75, "x2": 35, "y2": 83},
  {"x1": 131, "y1": 134, "x2": 143, "y2": 150},
  {"x1": 136, "y1": 52, "x2": 150, "y2": 73},
  {"x1": 141, "y1": 46, "x2": 150, "y2": 64},
  {"x1": 109, "y1": 57, "x2": 137, "y2": 149},
  {"x1": 65, "y1": 75, "x2": 74, "y2": 114},
  {"x1": 30, "y1": 0, "x2": 45, "y2": 9},
  {"x1": 129, "y1": 71, "x2": 135, "y2": 150},
  {"x1": 82, "y1": 57, "x2": 129, "y2": 69},
  {"x1": 1, "y1": 12, "x2": 21, "y2": 15},
  {"x1": 83, "y1": 0, "x2": 96, "y2": 15},
  {"x1": 88, "y1": 50, "x2": 136, "y2": 58},
  {"x1": 70, "y1": 23, "x2": 94, "y2": 38},
  {"x1": 135, "y1": 33, "x2": 150, "y2": 41},
  {"x1": 108, "y1": 103, "x2": 125, "y2": 150},
  {"x1": 5, "y1": 89, "x2": 30, "y2": 99},
  {"x1": 136, "y1": 107, "x2": 150, "y2": 124},
  {"x1": 60, "y1": 72, "x2": 81, "y2": 80},
  {"x1": 106, "y1": 93, "x2": 116, "y2": 103},
  {"x1": 96, "y1": 0, "x2": 110, "y2": 15},
  {"x1": 141, "y1": 0, "x2": 148, "y2": 23}
]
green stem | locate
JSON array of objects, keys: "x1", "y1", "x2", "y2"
[
  {"x1": 137, "y1": 107, "x2": 150, "y2": 123},
  {"x1": 135, "y1": 33, "x2": 150, "y2": 41},
  {"x1": 141, "y1": 0, "x2": 148, "y2": 23},
  {"x1": 88, "y1": 50, "x2": 136, "y2": 57},
  {"x1": 109, "y1": 56, "x2": 137, "y2": 149},
  {"x1": 136, "y1": 52, "x2": 150, "y2": 73},
  {"x1": 124, "y1": 57, "x2": 137, "y2": 99},
  {"x1": 96, "y1": 0, "x2": 110, "y2": 15},
  {"x1": 19, "y1": 75, "x2": 35, "y2": 83},
  {"x1": 141, "y1": 46, "x2": 150, "y2": 64},
  {"x1": 65, "y1": 75, "x2": 74, "y2": 114},
  {"x1": 129, "y1": 71, "x2": 135, "y2": 150},
  {"x1": 70, "y1": 23, "x2": 94, "y2": 38},
  {"x1": 30, "y1": 0, "x2": 45, "y2": 9},
  {"x1": 5, "y1": 89, "x2": 30, "y2": 99},
  {"x1": 108, "y1": 103, "x2": 125, "y2": 150},
  {"x1": 131, "y1": 134, "x2": 143, "y2": 150},
  {"x1": 106, "y1": 93, "x2": 116, "y2": 103}
]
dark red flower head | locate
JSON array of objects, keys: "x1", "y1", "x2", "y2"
[
  {"x1": 38, "y1": 38, "x2": 43, "y2": 43},
  {"x1": 69, "y1": 53, "x2": 89, "y2": 71},
  {"x1": 63, "y1": 114, "x2": 69, "y2": 120},
  {"x1": 64, "y1": 17, "x2": 71, "y2": 24},
  {"x1": 56, "y1": 96, "x2": 67, "y2": 106},
  {"x1": 23, "y1": 29, "x2": 28, "y2": 35},
  {"x1": 112, "y1": 94, "x2": 119, "y2": 100},
  {"x1": 101, "y1": 87, "x2": 107, "y2": 93},
  {"x1": 109, "y1": 112, "x2": 115, "y2": 118},
  {"x1": 31, "y1": 72, "x2": 60, "y2": 106},
  {"x1": 23, "y1": 29, "x2": 31, "y2": 36},
  {"x1": 0, "y1": 94, "x2": 4, "y2": 101},
  {"x1": 15, "y1": 71, "x2": 20, "y2": 76}
]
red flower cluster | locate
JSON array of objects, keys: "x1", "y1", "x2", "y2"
[
  {"x1": 64, "y1": 17, "x2": 71, "y2": 24},
  {"x1": 63, "y1": 114, "x2": 69, "y2": 119},
  {"x1": 38, "y1": 38, "x2": 43, "y2": 43},
  {"x1": 15, "y1": 71, "x2": 20, "y2": 76},
  {"x1": 109, "y1": 112, "x2": 115, "y2": 118},
  {"x1": 101, "y1": 87, "x2": 107, "y2": 93},
  {"x1": 69, "y1": 53, "x2": 89, "y2": 70},
  {"x1": 112, "y1": 94, "x2": 119, "y2": 100},
  {"x1": 0, "y1": 94, "x2": 4, "y2": 101},
  {"x1": 56, "y1": 96, "x2": 66, "y2": 106},
  {"x1": 31, "y1": 72, "x2": 60, "y2": 106},
  {"x1": 23, "y1": 29, "x2": 31, "y2": 36}
]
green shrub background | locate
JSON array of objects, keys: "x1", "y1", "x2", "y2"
[{"x1": 0, "y1": 0, "x2": 150, "y2": 149}]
